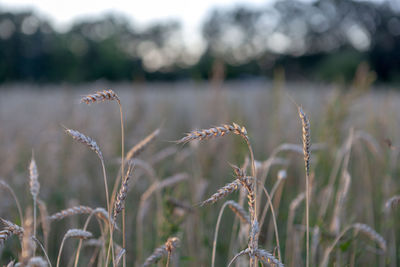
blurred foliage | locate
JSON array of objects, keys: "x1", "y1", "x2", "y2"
[{"x1": 0, "y1": 0, "x2": 399, "y2": 84}]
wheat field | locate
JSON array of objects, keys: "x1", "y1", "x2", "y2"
[{"x1": 0, "y1": 80, "x2": 399, "y2": 266}]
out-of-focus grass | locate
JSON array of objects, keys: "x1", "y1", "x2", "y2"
[{"x1": 0, "y1": 80, "x2": 399, "y2": 266}]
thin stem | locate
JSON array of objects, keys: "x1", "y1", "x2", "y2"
[
  {"x1": 243, "y1": 136, "x2": 258, "y2": 267},
  {"x1": 118, "y1": 102, "x2": 126, "y2": 267},
  {"x1": 166, "y1": 252, "x2": 171, "y2": 267},
  {"x1": 56, "y1": 233, "x2": 69, "y2": 267},
  {"x1": 260, "y1": 184, "x2": 282, "y2": 262},
  {"x1": 73, "y1": 210, "x2": 105, "y2": 267},
  {"x1": 259, "y1": 177, "x2": 283, "y2": 229},
  {"x1": 32, "y1": 236, "x2": 52, "y2": 267},
  {"x1": 306, "y1": 171, "x2": 310, "y2": 267},
  {"x1": 321, "y1": 226, "x2": 352, "y2": 267},
  {"x1": 33, "y1": 196, "x2": 37, "y2": 255},
  {"x1": 211, "y1": 201, "x2": 230, "y2": 267},
  {"x1": 0, "y1": 180, "x2": 24, "y2": 224}
]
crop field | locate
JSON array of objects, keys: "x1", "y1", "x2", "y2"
[{"x1": 0, "y1": 80, "x2": 399, "y2": 266}]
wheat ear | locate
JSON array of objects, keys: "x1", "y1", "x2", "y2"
[
  {"x1": 48, "y1": 206, "x2": 94, "y2": 220},
  {"x1": 201, "y1": 179, "x2": 242, "y2": 206},
  {"x1": 113, "y1": 165, "x2": 133, "y2": 220},
  {"x1": 298, "y1": 105, "x2": 311, "y2": 267},
  {"x1": 0, "y1": 219, "x2": 24, "y2": 246},
  {"x1": 142, "y1": 237, "x2": 180, "y2": 267},
  {"x1": 321, "y1": 223, "x2": 386, "y2": 267},
  {"x1": 126, "y1": 128, "x2": 160, "y2": 161},
  {"x1": 177, "y1": 123, "x2": 247, "y2": 143},
  {"x1": 227, "y1": 248, "x2": 284, "y2": 267},
  {"x1": 385, "y1": 195, "x2": 400, "y2": 211},
  {"x1": 29, "y1": 152, "x2": 40, "y2": 245},
  {"x1": 27, "y1": 257, "x2": 48, "y2": 267},
  {"x1": 81, "y1": 89, "x2": 120, "y2": 104},
  {"x1": 56, "y1": 229, "x2": 92, "y2": 267},
  {"x1": 64, "y1": 128, "x2": 103, "y2": 159}
]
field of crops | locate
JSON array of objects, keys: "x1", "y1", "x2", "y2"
[{"x1": 0, "y1": 80, "x2": 399, "y2": 266}]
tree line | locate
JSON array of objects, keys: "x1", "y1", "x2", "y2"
[{"x1": 0, "y1": 0, "x2": 399, "y2": 84}]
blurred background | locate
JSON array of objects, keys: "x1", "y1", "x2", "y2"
[{"x1": 0, "y1": 0, "x2": 399, "y2": 84}]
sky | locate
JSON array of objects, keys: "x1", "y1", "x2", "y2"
[
  {"x1": 0, "y1": 0, "x2": 272, "y2": 31},
  {"x1": 0, "y1": 0, "x2": 276, "y2": 57}
]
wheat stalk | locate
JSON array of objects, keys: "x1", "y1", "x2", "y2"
[
  {"x1": 297, "y1": 105, "x2": 311, "y2": 267},
  {"x1": 20, "y1": 208, "x2": 35, "y2": 265},
  {"x1": 330, "y1": 170, "x2": 351, "y2": 234},
  {"x1": 36, "y1": 199, "x2": 49, "y2": 250},
  {"x1": 31, "y1": 236, "x2": 52, "y2": 267},
  {"x1": 285, "y1": 192, "x2": 305, "y2": 266},
  {"x1": 73, "y1": 208, "x2": 116, "y2": 267},
  {"x1": 0, "y1": 180, "x2": 24, "y2": 223},
  {"x1": 137, "y1": 173, "x2": 187, "y2": 262},
  {"x1": 211, "y1": 200, "x2": 251, "y2": 267},
  {"x1": 142, "y1": 237, "x2": 180, "y2": 267},
  {"x1": 56, "y1": 229, "x2": 92, "y2": 267},
  {"x1": 64, "y1": 126, "x2": 115, "y2": 264},
  {"x1": 81, "y1": 89, "x2": 124, "y2": 267}
]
